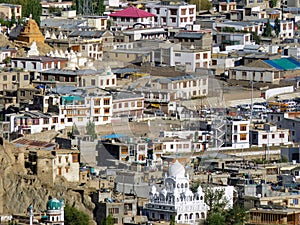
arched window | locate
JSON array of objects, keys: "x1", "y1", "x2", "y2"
[
  {"x1": 189, "y1": 213, "x2": 193, "y2": 219},
  {"x1": 181, "y1": 183, "x2": 184, "y2": 188},
  {"x1": 185, "y1": 183, "x2": 188, "y2": 188},
  {"x1": 201, "y1": 212, "x2": 205, "y2": 219},
  {"x1": 200, "y1": 196, "x2": 203, "y2": 200},
  {"x1": 178, "y1": 214, "x2": 182, "y2": 220},
  {"x1": 196, "y1": 213, "x2": 199, "y2": 219}
]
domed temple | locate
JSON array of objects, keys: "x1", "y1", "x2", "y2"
[
  {"x1": 146, "y1": 161, "x2": 208, "y2": 224},
  {"x1": 43, "y1": 198, "x2": 65, "y2": 225}
]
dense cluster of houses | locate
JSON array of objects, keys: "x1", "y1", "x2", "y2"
[{"x1": 2, "y1": 0, "x2": 300, "y2": 224}]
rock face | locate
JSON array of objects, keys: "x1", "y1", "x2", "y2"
[{"x1": 0, "y1": 142, "x2": 95, "y2": 223}]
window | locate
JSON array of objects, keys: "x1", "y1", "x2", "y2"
[
  {"x1": 3, "y1": 75, "x2": 7, "y2": 81},
  {"x1": 108, "y1": 208, "x2": 119, "y2": 214},
  {"x1": 72, "y1": 154, "x2": 78, "y2": 162},
  {"x1": 240, "y1": 124, "x2": 247, "y2": 131},
  {"x1": 58, "y1": 156, "x2": 62, "y2": 163},
  {"x1": 24, "y1": 75, "x2": 29, "y2": 80},
  {"x1": 104, "y1": 98, "x2": 110, "y2": 105},
  {"x1": 65, "y1": 156, "x2": 69, "y2": 163},
  {"x1": 203, "y1": 53, "x2": 208, "y2": 59},
  {"x1": 279, "y1": 133, "x2": 285, "y2": 138},
  {"x1": 262, "y1": 134, "x2": 267, "y2": 139},
  {"x1": 240, "y1": 133, "x2": 247, "y2": 141},
  {"x1": 104, "y1": 108, "x2": 110, "y2": 114},
  {"x1": 272, "y1": 134, "x2": 275, "y2": 139},
  {"x1": 65, "y1": 167, "x2": 69, "y2": 173},
  {"x1": 91, "y1": 79, "x2": 95, "y2": 86}
]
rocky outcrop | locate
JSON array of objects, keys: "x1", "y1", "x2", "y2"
[{"x1": 0, "y1": 142, "x2": 95, "y2": 223}]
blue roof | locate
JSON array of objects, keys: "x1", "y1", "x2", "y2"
[
  {"x1": 264, "y1": 57, "x2": 300, "y2": 70},
  {"x1": 102, "y1": 134, "x2": 126, "y2": 139}
]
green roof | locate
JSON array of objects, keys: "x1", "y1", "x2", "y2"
[{"x1": 47, "y1": 198, "x2": 63, "y2": 210}]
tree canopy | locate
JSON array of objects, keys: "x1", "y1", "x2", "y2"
[
  {"x1": 274, "y1": 17, "x2": 280, "y2": 37},
  {"x1": 100, "y1": 214, "x2": 114, "y2": 225},
  {"x1": 189, "y1": 0, "x2": 212, "y2": 11},
  {"x1": 64, "y1": 204, "x2": 91, "y2": 225},
  {"x1": 0, "y1": 0, "x2": 42, "y2": 25},
  {"x1": 263, "y1": 19, "x2": 272, "y2": 37}
]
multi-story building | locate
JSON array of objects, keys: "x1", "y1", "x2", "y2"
[
  {"x1": 146, "y1": 1, "x2": 196, "y2": 28},
  {"x1": 112, "y1": 92, "x2": 144, "y2": 118},
  {"x1": 55, "y1": 149, "x2": 80, "y2": 182},
  {"x1": 268, "y1": 112, "x2": 300, "y2": 143},
  {"x1": 0, "y1": 3, "x2": 22, "y2": 20},
  {"x1": 135, "y1": 75, "x2": 208, "y2": 102},
  {"x1": 11, "y1": 56, "x2": 68, "y2": 75},
  {"x1": 172, "y1": 49, "x2": 211, "y2": 72},
  {"x1": 225, "y1": 118, "x2": 250, "y2": 149},
  {"x1": 214, "y1": 21, "x2": 264, "y2": 36},
  {"x1": 100, "y1": 140, "x2": 148, "y2": 165},
  {"x1": 0, "y1": 71, "x2": 31, "y2": 92},
  {"x1": 109, "y1": 6, "x2": 156, "y2": 31},
  {"x1": 229, "y1": 66, "x2": 281, "y2": 84},
  {"x1": 39, "y1": 66, "x2": 117, "y2": 88},
  {"x1": 59, "y1": 91, "x2": 112, "y2": 127},
  {"x1": 25, "y1": 148, "x2": 80, "y2": 185},
  {"x1": 250, "y1": 123, "x2": 289, "y2": 147},
  {"x1": 5, "y1": 110, "x2": 61, "y2": 135},
  {"x1": 173, "y1": 31, "x2": 212, "y2": 51},
  {"x1": 0, "y1": 47, "x2": 17, "y2": 63}
]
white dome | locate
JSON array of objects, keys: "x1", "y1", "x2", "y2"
[{"x1": 169, "y1": 160, "x2": 185, "y2": 178}]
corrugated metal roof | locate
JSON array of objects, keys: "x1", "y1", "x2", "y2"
[
  {"x1": 69, "y1": 30, "x2": 105, "y2": 38},
  {"x1": 264, "y1": 57, "x2": 300, "y2": 71},
  {"x1": 175, "y1": 32, "x2": 203, "y2": 39},
  {"x1": 41, "y1": 18, "x2": 86, "y2": 29}
]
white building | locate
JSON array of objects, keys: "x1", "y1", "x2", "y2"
[
  {"x1": 229, "y1": 66, "x2": 281, "y2": 84},
  {"x1": 5, "y1": 111, "x2": 62, "y2": 135},
  {"x1": 146, "y1": 161, "x2": 208, "y2": 224},
  {"x1": 146, "y1": 1, "x2": 196, "y2": 28},
  {"x1": 268, "y1": 112, "x2": 300, "y2": 143},
  {"x1": 59, "y1": 92, "x2": 112, "y2": 127},
  {"x1": 225, "y1": 118, "x2": 250, "y2": 149},
  {"x1": 55, "y1": 149, "x2": 80, "y2": 182},
  {"x1": 250, "y1": 123, "x2": 289, "y2": 147},
  {"x1": 172, "y1": 49, "x2": 211, "y2": 72},
  {"x1": 109, "y1": 6, "x2": 156, "y2": 31}
]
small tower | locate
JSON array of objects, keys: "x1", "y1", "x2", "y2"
[{"x1": 28, "y1": 204, "x2": 33, "y2": 225}]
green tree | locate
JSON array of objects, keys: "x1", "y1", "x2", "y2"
[
  {"x1": 170, "y1": 215, "x2": 176, "y2": 225},
  {"x1": 252, "y1": 32, "x2": 261, "y2": 44},
  {"x1": 101, "y1": 214, "x2": 114, "y2": 225},
  {"x1": 203, "y1": 186, "x2": 228, "y2": 214},
  {"x1": 206, "y1": 212, "x2": 225, "y2": 225},
  {"x1": 24, "y1": 0, "x2": 42, "y2": 25},
  {"x1": 269, "y1": 0, "x2": 278, "y2": 8},
  {"x1": 10, "y1": 10, "x2": 16, "y2": 27},
  {"x1": 85, "y1": 120, "x2": 97, "y2": 140},
  {"x1": 263, "y1": 19, "x2": 272, "y2": 37},
  {"x1": 189, "y1": 0, "x2": 212, "y2": 11},
  {"x1": 95, "y1": 0, "x2": 105, "y2": 15},
  {"x1": 64, "y1": 204, "x2": 91, "y2": 225},
  {"x1": 274, "y1": 17, "x2": 280, "y2": 37},
  {"x1": 225, "y1": 205, "x2": 248, "y2": 225},
  {"x1": 3, "y1": 57, "x2": 11, "y2": 66}
]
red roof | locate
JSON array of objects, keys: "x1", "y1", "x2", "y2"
[{"x1": 109, "y1": 6, "x2": 156, "y2": 18}]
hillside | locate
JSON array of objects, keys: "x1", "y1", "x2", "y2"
[{"x1": 0, "y1": 142, "x2": 95, "y2": 224}]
